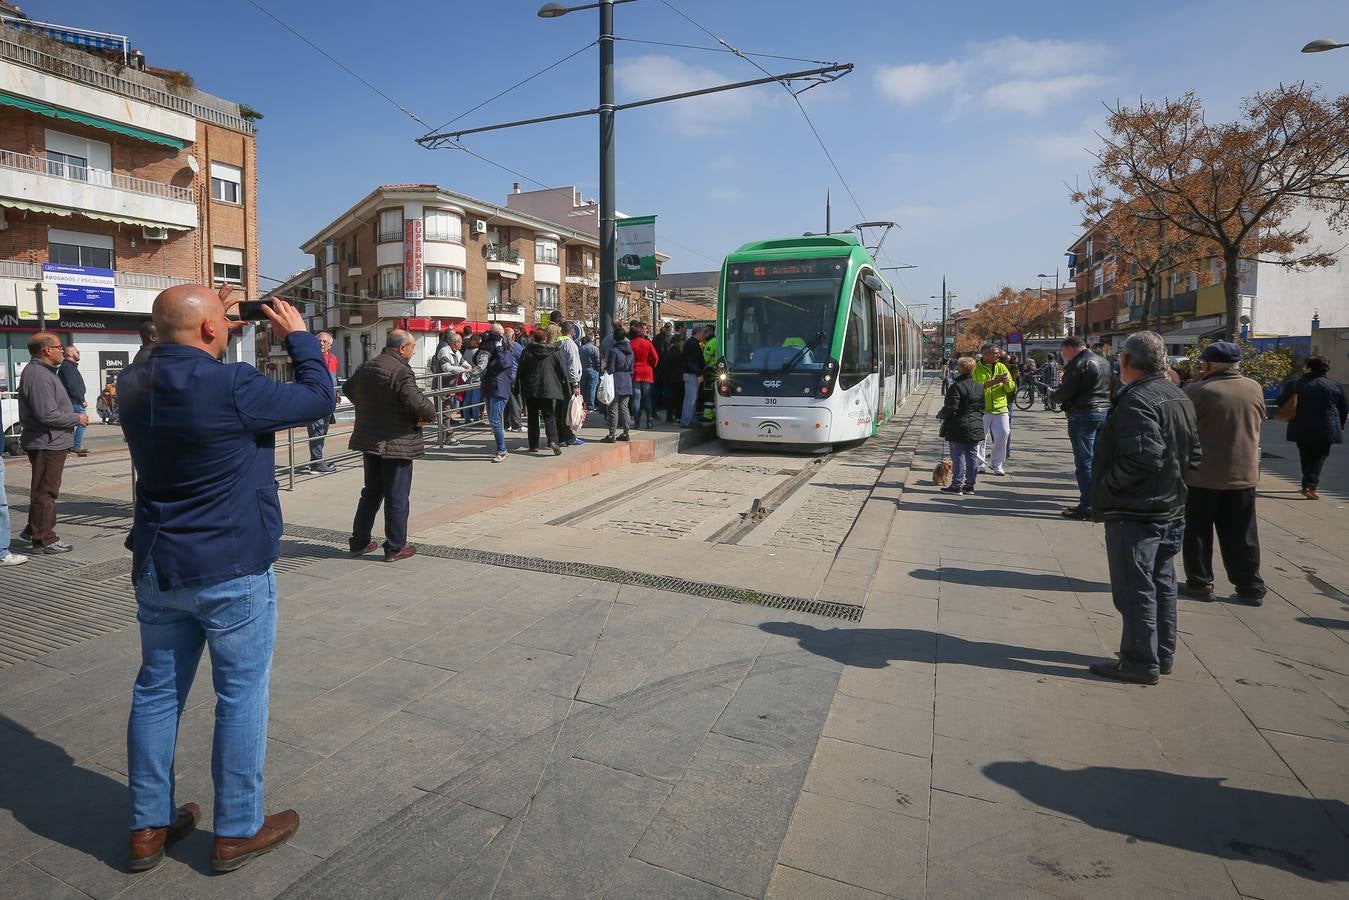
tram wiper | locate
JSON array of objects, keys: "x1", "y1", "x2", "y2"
[{"x1": 780, "y1": 331, "x2": 826, "y2": 376}]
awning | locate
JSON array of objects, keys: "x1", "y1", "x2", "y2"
[
  {"x1": 0, "y1": 92, "x2": 185, "y2": 150},
  {"x1": 2, "y1": 17, "x2": 129, "y2": 58},
  {"x1": 0, "y1": 198, "x2": 193, "y2": 230}
]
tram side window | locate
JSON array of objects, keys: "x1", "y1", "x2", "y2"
[{"x1": 840, "y1": 284, "x2": 875, "y2": 390}]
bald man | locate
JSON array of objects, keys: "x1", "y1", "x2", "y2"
[
  {"x1": 344, "y1": 328, "x2": 435, "y2": 562},
  {"x1": 117, "y1": 284, "x2": 334, "y2": 874}
]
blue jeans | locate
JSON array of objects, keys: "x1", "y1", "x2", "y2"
[
  {"x1": 351, "y1": 454, "x2": 413, "y2": 553},
  {"x1": 581, "y1": 370, "x2": 599, "y2": 410},
  {"x1": 680, "y1": 373, "x2": 700, "y2": 426},
  {"x1": 127, "y1": 564, "x2": 277, "y2": 837},
  {"x1": 462, "y1": 387, "x2": 481, "y2": 421},
  {"x1": 306, "y1": 417, "x2": 329, "y2": 463},
  {"x1": 1067, "y1": 411, "x2": 1106, "y2": 511},
  {"x1": 72, "y1": 403, "x2": 86, "y2": 450},
  {"x1": 487, "y1": 396, "x2": 507, "y2": 453},
  {"x1": 630, "y1": 382, "x2": 655, "y2": 427},
  {"x1": 0, "y1": 452, "x2": 10, "y2": 553},
  {"x1": 1104, "y1": 518, "x2": 1184, "y2": 675}
]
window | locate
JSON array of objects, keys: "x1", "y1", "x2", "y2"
[
  {"x1": 839, "y1": 283, "x2": 875, "y2": 390},
  {"x1": 425, "y1": 266, "x2": 464, "y2": 298},
  {"x1": 324, "y1": 242, "x2": 336, "y2": 266},
  {"x1": 535, "y1": 238, "x2": 558, "y2": 264},
  {"x1": 378, "y1": 265, "x2": 403, "y2": 297},
  {"x1": 584, "y1": 251, "x2": 595, "y2": 269},
  {"x1": 536, "y1": 284, "x2": 559, "y2": 310},
  {"x1": 45, "y1": 130, "x2": 109, "y2": 181},
  {"x1": 48, "y1": 228, "x2": 113, "y2": 269},
  {"x1": 210, "y1": 162, "x2": 242, "y2": 204},
  {"x1": 487, "y1": 278, "x2": 501, "y2": 309},
  {"x1": 377, "y1": 209, "x2": 403, "y2": 243},
  {"x1": 213, "y1": 246, "x2": 244, "y2": 285},
  {"x1": 424, "y1": 209, "x2": 462, "y2": 243}
]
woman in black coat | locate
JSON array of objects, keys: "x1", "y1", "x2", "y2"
[
  {"x1": 1276, "y1": 356, "x2": 1349, "y2": 499},
  {"x1": 939, "y1": 357, "x2": 986, "y2": 494},
  {"x1": 517, "y1": 330, "x2": 571, "y2": 455}
]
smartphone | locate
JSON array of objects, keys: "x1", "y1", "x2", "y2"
[{"x1": 235, "y1": 300, "x2": 269, "y2": 321}]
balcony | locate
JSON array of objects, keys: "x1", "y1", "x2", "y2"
[
  {"x1": 485, "y1": 243, "x2": 524, "y2": 278},
  {"x1": 0, "y1": 148, "x2": 196, "y2": 228},
  {"x1": 566, "y1": 266, "x2": 599, "y2": 287},
  {"x1": 1171, "y1": 289, "x2": 1197, "y2": 315},
  {"x1": 487, "y1": 303, "x2": 527, "y2": 323}
]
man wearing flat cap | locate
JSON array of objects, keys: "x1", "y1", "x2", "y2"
[{"x1": 1180, "y1": 341, "x2": 1268, "y2": 604}]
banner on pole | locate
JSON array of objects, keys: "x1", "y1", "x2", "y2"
[
  {"x1": 616, "y1": 215, "x2": 657, "y2": 281},
  {"x1": 40, "y1": 263, "x2": 109, "y2": 314}
]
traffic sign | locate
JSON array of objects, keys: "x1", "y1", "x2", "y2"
[{"x1": 1007, "y1": 330, "x2": 1022, "y2": 345}]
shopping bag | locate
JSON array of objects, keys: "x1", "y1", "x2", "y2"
[
  {"x1": 567, "y1": 393, "x2": 585, "y2": 430},
  {"x1": 597, "y1": 373, "x2": 615, "y2": 406}
]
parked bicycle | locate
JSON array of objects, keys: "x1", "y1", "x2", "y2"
[{"x1": 1013, "y1": 376, "x2": 1057, "y2": 411}]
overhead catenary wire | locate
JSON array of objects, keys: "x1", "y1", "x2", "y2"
[{"x1": 615, "y1": 36, "x2": 836, "y2": 66}]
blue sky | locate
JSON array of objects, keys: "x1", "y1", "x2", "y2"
[{"x1": 33, "y1": 0, "x2": 1349, "y2": 317}]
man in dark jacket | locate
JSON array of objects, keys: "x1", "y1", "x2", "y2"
[
  {"x1": 119, "y1": 286, "x2": 333, "y2": 873},
  {"x1": 58, "y1": 344, "x2": 89, "y2": 456},
  {"x1": 18, "y1": 333, "x2": 88, "y2": 553},
  {"x1": 679, "y1": 326, "x2": 706, "y2": 427},
  {"x1": 131, "y1": 320, "x2": 158, "y2": 367},
  {"x1": 1181, "y1": 342, "x2": 1268, "y2": 604},
  {"x1": 1089, "y1": 330, "x2": 1201, "y2": 685},
  {"x1": 345, "y1": 329, "x2": 435, "y2": 562},
  {"x1": 1051, "y1": 336, "x2": 1112, "y2": 520},
  {"x1": 518, "y1": 328, "x2": 571, "y2": 454}
]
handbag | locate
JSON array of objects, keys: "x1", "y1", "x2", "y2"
[
  {"x1": 567, "y1": 394, "x2": 585, "y2": 430},
  {"x1": 1274, "y1": 392, "x2": 1297, "y2": 422},
  {"x1": 597, "y1": 373, "x2": 615, "y2": 406}
]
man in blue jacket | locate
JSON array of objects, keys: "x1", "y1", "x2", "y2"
[{"x1": 118, "y1": 285, "x2": 335, "y2": 874}]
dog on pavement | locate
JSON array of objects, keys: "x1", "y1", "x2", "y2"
[{"x1": 932, "y1": 458, "x2": 953, "y2": 486}]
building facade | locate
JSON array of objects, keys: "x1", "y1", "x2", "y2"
[{"x1": 0, "y1": 15, "x2": 258, "y2": 392}]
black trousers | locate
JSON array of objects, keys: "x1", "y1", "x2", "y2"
[
  {"x1": 1297, "y1": 441, "x2": 1332, "y2": 490},
  {"x1": 350, "y1": 454, "x2": 413, "y2": 554},
  {"x1": 525, "y1": 396, "x2": 559, "y2": 449},
  {"x1": 1182, "y1": 486, "x2": 1264, "y2": 593}
]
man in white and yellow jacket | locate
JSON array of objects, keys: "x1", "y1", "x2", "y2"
[{"x1": 973, "y1": 343, "x2": 1015, "y2": 475}]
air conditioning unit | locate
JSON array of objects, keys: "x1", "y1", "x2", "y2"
[
  {"x1": 472, "y1": 219, "x2": 488, "y2": 235},
  {"x1": 142, "y1": 226, "x2": 169, "y2": 241}
]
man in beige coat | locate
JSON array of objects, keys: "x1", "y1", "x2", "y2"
[{"x1": 1180, "y1": 342, "x2": 1268, "y2": 605}]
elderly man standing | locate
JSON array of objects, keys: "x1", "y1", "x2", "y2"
[
  {"x1": 1088, "y1": 331, "x2": 1201, "y2": 685},
  {"x1": 119, "y1": 286, "x2": 334, "y2": 872},
  {"x1": 17, "y1": 333, "x2": 87, "y2": 554},
  {"x1": 972, "y1": 343, "x2": 1015, "y2": 476},
  {"x1": 345, "y1": 329, "x2": 435, "y2": 563},
  {"x1": 1180, "y1": 342, "x2": 1268, "y2": 605},
  {"x1": 304, "y1": 332, "x2": 340, "y2": 475},
  {"x1": 1051, "y1": 336, "x2": 1113, "y2": 520}
]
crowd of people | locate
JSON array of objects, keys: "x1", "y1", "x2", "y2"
[{"x1": 939, "y1": 331, "x2": 1348, "y2": 686}]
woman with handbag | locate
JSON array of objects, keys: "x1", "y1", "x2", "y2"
[
  {"x1": 517, "y1": 328, "x2": 570, "y2": 455},
  {"x1": 1275, "y1": 356, "x2": 1348, "y2": 499},
  {"x1": 939, "y1": 357, "x2": 986, "y2": 494},
  {"x1": 602, "y1": 327, "x2": 635, "y2": 442}
]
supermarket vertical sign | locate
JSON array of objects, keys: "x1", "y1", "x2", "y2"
[{"x1": 403, "y1": 218, "x2": 424, "y2": 300}]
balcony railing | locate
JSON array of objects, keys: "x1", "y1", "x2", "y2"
[
  {"x1": 0, "y1": 36, "x2": 255, "y2": 133},
  {"x1": 377, "y1": 285, "x2": 403, "y2": 299},
  {"x1": 0, "y1": 260, "x2": 193, "y2": 289},
  {"x1": 485, "y1": 243, "x2": 520, "y2": 263},
  {"x1": 0, "y1": 148, "x2": 195, "y2": 202},
  {"x1": 1172, "y1": 289, "x2": 1197, "y2": 314},
  {"x1": 376, "y1": 230, "x2": 402, "y2": 243}
]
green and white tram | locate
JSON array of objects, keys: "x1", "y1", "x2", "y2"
[{"x1": 713, "y1": 234, "x2": 923, "y2": 447}]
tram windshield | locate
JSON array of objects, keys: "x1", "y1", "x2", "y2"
[{"x1": 723, "y1": 262, "x2": 844, "y2": 373}]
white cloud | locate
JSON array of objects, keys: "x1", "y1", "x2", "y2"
[
  {"x1": 1018, "y1": 115, "x2": 1107, "y2": 162},
  {"x1": 709, "y1": 188, "x2": 742, "y2": 203},
  {"x1": 875, "y1": 36, "x2": 1109, "y2": 118},
  {"x1": 618, "y1": 55, "x2": 761, "y2": 136}
]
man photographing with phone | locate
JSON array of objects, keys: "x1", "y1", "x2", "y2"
[{"x1": 117, "y1": 284, "x2": 335, "y2": 874}]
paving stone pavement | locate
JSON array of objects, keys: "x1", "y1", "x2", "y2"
[{"x1": 2, "y1": 382, "x2": 1348, "y2": 898}]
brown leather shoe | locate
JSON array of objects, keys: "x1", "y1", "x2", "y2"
[
  {"x1": 128, "y1": 802, "x2": 200, "y2": 872},
  {"x1": 349, "y1": 541, "x2": 378, "y2": 556},
  {"x1": 211, "y1": 809, "x2": 300, "y2": 873},
  {"x1": 384, "y1": 545, "x2": 417, "y2": 563}
]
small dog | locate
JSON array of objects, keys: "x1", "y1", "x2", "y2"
[{"x1": 932, "y1": 459, "x2": 953, "y2": 486}]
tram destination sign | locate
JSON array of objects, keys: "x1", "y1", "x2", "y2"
[{"x1": 730, "y1": 258, "x2": 846, "y2": 281}]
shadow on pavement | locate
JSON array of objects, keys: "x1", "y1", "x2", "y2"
[
  {"x1": 983, "y1": 761, "x2": 1349, "y2": 884},
  {"x1": 0, "y1": 713, "x2": 133, "y2": 875},
  {"x1": 907, "y1": 567, "x2": 1108, "y2": 592},
  {"x1": 759, "y1": 623, "x2": 1103, "y2": 679},
  {"x1": 1296, "y1": 616, "x2": 1349, "y2": 630}
]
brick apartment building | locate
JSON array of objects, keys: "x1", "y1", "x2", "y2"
[
  {"x1": 281, "y1": 184, "x2": 663, "y2": 378},
  {"x1": 0, "y1": 7, "x2": 257, "y2": 392}
]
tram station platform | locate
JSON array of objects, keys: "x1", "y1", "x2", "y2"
[{"x1": 2, "y1": 384, "x2": 1348, "y2": 899}]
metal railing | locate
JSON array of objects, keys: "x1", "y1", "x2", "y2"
[
  {"x1": 0, "y1": 148, "x2": 195, "y2": 202},
  {"x1": 0, "y1": 37, "x2": 255, "y2": 133},
  {"x1": 376, "y1": 230, "x2": 403, "y2": 243},
  {"x1": 485, "y1": 244, "x2": 520, "y2": 263},
  {"x1": 0, "y1": 260, "x2": 193, "y2": 289}
]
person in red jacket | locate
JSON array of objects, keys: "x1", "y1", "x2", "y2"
[{"x1": 628, "y1": 321, "x2": 660, "y2": 429}]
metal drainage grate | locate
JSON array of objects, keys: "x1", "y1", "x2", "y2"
[
  {"x1": 283, "y1": 523, "x2": 864, "y2": 622},
  {"x1": 0, "y1": 561, "x2": 136, "y2": 667}
]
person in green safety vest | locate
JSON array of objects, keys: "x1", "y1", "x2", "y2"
[
  {"x1": 701, "y1": 327, "x2": 718, "y2": 420},
  {"x1": 781, "y1": 336, "x2": 807, "y2": 349},
  {"x1": 972, "y1": 343, "x2": 1015, "y2": 476}
]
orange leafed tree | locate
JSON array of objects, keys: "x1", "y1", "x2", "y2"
[
  {"x1": 1089, "y1": 84, "x2": 1349, "y2": 339},
  {"x1": 964, "y1": 287, "x2": 1064, "y2": 345}
]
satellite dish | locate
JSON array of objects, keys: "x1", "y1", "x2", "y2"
[{"x1": 186, "y1": 155, "x2": 200, "y2": 174}]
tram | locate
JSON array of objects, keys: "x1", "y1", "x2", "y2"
[{"x1": 713, "y1": 234, "x2": 923, "y2": 447}]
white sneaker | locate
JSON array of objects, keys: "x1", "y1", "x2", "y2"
[
  {"x1": 993, "y1": 468, "x2": 1007, "y2": 476},
  {"x1": 0, "y1": 552, "x2": 28, "y2": 566},
  {"x1": 491, "y1": 452, "x2": 507, "y2": 463}
]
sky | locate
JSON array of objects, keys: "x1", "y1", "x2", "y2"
[{"x1": 31, "y1": 0, "x2": 1349, "y2": 318}]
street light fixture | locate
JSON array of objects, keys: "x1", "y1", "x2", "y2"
[{"x1": 1302, "y1": 38, "x2": 1348, "y2": 52}]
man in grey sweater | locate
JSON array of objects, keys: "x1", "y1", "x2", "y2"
[{"x1": 18, "y1": 332, "x2": 87, "y2": 554}]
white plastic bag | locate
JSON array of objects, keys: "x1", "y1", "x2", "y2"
[
  {"x1": 596, "y1": 373, "x2": 615, "y2": 406},
  {"x1": 567, "y1": 393, "x2": 585, "y2": 431}
]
